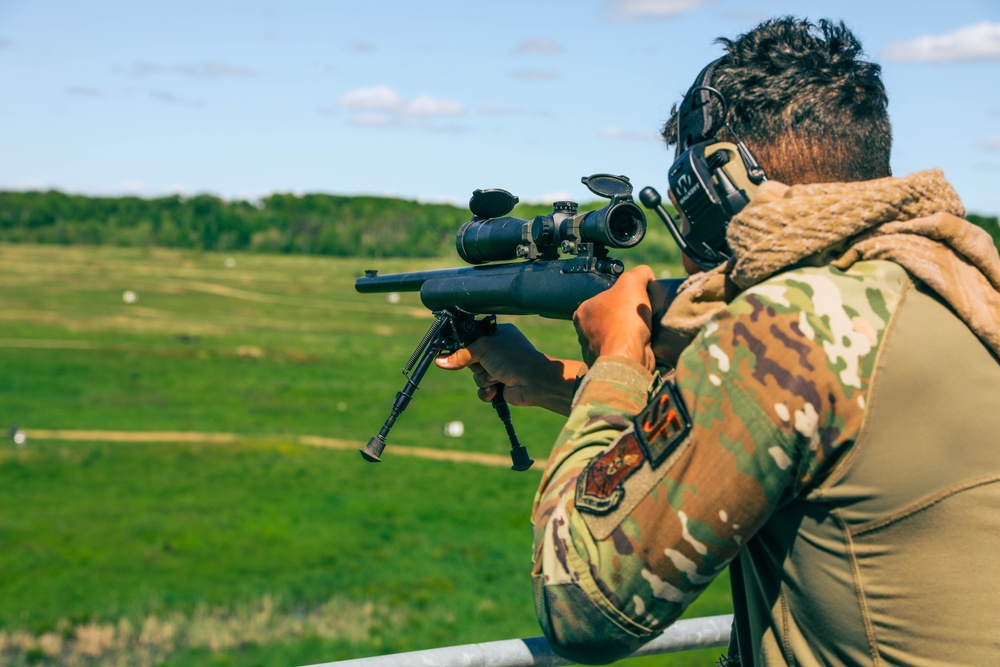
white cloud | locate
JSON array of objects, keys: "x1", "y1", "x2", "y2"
[
  {"x1": 512, "y1": 38, "x2": 563, "y2": 55},
  {"x1": 600, "y1": 126, "x2": 661, "y2": 142},
  {"x1": 604, "y1": 0, "x2": 714, "y2": 21},
  {"x1": 336, "y1": 85, "x2": 465, "y2": 128},
  {"x1": 407, "y1": 94, "x2": 463, "y2": 116},
  {"x1": 883, "y1": 22, "x2": 1000, "y2": 63},
  {"x1": 981, "y1": 136, "x2": 1000, "y2": 151},
  {"x1": 338, "y1": 85, "x2": 404, "y2": 111}
]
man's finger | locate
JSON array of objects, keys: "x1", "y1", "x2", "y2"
[
  {"x1": 436, "y1": 347, "x2": 476, "y2": 370},
  {"x1": 473, "y1": 370, "x2": 498, "y2": 388},
  {"x1": 613, "y1": 264, "x2": 654, "y2": 284}
]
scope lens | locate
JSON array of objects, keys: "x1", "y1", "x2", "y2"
[
  {"x1": 579, "y1": 201, "x2": 645, "y2": 249},
  {"x1": 606, "y1": 205, "x2": 644, "y2": 247}
]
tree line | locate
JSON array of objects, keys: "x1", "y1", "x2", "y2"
[
  {"x1": 0, "y1": 190, "x2": 467, "y2": 259},
  {"x1": 0, "y1": 190, "x2": 996, "y2": 263}
]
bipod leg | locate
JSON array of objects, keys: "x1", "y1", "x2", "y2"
[
  {"x1": 361, "y1": 314, "x2": 451, "y2": 463},
  {"x1": 491, "y1": 387, "x2": 534, "y2": 471}
]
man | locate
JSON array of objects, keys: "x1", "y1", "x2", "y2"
[{"x1": 438, "y1": 17, "x2": 1000, "y2": 665}]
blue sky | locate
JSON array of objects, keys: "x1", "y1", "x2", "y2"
[{"x1": 2, "y1": 0, "x2": 999, "y2": 214}]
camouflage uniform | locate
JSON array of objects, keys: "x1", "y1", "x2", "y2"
[{"x1": 532, "y1": 259, "x2": 1000, "y2": 665}]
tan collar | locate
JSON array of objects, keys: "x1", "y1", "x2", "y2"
[{"x1": 661, "y1": 170, "x2": 1000, "y2": 359}]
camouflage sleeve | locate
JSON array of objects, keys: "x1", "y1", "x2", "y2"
[
  {"x1": 531, "y1": 264, "x2": 899, "y2": 664},
  {"x1": 530, "y1": 355, "x2": 658, "y2": 664}
]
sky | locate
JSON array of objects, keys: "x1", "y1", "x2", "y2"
[{"x1": 2, "y1": 0, "x2": 999, "y2": 214}]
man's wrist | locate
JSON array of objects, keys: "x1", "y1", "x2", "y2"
[
  {"x1": 532, "y1": 358, "x2": 587, "y2": 416},
  {"x1": 571, "y1": 355, "x2": 655, "y2": 413},
  {"x1": 596, "y1": 342, "x2": 647, "y2": 366}
]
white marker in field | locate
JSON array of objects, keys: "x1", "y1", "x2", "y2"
[
  {"x1": 9, "y1": 426, "x2": 27, "y2": 448},
  {"x1": 123, "y1": 290, "x2": 138, "y2": 304}
]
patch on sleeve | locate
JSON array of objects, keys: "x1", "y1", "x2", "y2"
[
  {"x1": 575, "y1": 432, "x2": 645, "y2": 515},
  {"x1": 575, "y1": 380, "x2": 693, "y2": 517},
  {"x1": 633, "y1": 379, "x2": 691, "y2": 468}
]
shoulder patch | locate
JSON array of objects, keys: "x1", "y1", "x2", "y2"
[
  {"x1": 634, "y1": 380, "x2": 691, "y2": 468},
  {"x1": 575, "y1": 381, "x2": 692, "y2": 516},
  {"x1": 576, "y1": 432, "x2": 645, "y2": 515}
]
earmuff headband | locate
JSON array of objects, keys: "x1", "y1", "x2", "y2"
[{"x1": 676, "y1": 58, "x2": 726, "y2": 151}]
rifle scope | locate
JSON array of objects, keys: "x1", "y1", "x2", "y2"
[{"x1": 456, "y1": 174, "x2": 646, "y2": 265}]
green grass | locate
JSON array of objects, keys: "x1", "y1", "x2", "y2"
[
  {"x1": 1, "y1": 439, "x2": 542, "y2": 656},
  {"x1": 0, "y1": 244, "x2": 732, "y2": 666},
  {"x1": 0, "y1": 244, "x2": 575, "y2": 447}
]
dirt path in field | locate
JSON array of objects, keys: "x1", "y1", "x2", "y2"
[
  {"x1": 0, "y1": 339, "x2": 108, "y2": 349},
  {"x1": 22, "y1": 429, "x2": 542, "y2": 470}
]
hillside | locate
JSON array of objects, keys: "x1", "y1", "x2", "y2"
[{"x1": 5, "y1": 190, "x2": 996, "y2": 265}]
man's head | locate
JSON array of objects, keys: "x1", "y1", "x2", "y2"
[{"x1": 662, "y1": 17, "x2": 892, "y2": 185}]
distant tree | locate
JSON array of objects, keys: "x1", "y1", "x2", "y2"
[{"x1": 0, "y1": 189, "x2": 995, "y2": 261}]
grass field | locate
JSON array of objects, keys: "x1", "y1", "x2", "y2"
[{"x1": 0, "y1": 244, "x2": 732, "y2": 666}]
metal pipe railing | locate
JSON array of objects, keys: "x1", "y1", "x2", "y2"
[{"x1": 304, "y1": 614, "x2": 733, "y2": 667}]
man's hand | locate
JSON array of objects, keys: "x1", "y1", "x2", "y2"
[
  {"x1": 435, "y1": 324, "x2": 583, "y2": 416},
  {"x1": 574, "y1": 265, "x2": 657, "y2": 370}
]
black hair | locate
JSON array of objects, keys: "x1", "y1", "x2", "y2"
[{"x1": 662, "y1": 17, "x2": 892, "y2": 183}]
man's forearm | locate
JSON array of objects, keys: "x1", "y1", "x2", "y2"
[
  {"x1": 528, "y1": 357, "x2": 588, "y2": 416},
  {"x1": 534, "y1": 355, "x2": 653, "y2": 509},
  {"x1": 530, "y1": 356, "x2": 656, "y2": 664}
]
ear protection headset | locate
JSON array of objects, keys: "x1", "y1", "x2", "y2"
[{"x1": 641, "y1": 58, "x2": 768, "y2": 269}]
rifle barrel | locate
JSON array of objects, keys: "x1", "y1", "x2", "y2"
[{"x1": 355, "y1": 265, "x2": 505, "y2": 294}]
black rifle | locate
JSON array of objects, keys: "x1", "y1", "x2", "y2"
[{"x1": 355, "y1": 174, "x2": 682, "y2": 470}]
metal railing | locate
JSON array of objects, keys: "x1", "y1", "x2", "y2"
[{"x1": 305, "y1": 614, "x2": 733, "y2": 667}]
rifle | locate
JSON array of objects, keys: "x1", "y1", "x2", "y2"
[{"x1": 355, "y1": 174, "x2": 683, "y2": 470}]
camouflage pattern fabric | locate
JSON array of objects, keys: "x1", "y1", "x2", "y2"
[{"x1": 531, "y1": 259, "x2": 910, "y2": 665}]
